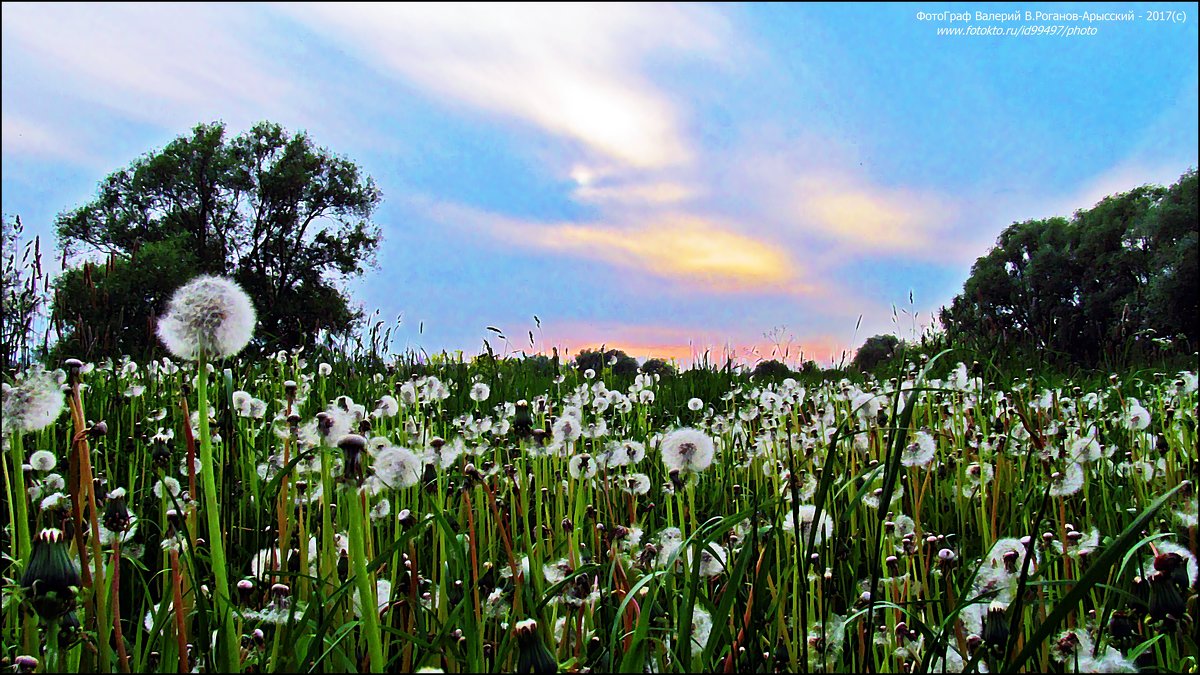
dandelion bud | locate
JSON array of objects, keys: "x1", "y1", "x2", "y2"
[
  {"x1": 885, "y1": 555, "x2": 899, "y2": 573},
  {"x1": 938, "y1": 549, "x2": 957, "y2": 566},
  {"x1": 810, "y1": 553, "x2": 820, "y2": 564},
  {"x1": 561, "y1": 517, "x2": 573, "y2": 533},
  {"x1": 981, "y1": 603, "x2": 1009, "y2": 649},
  {"x1": 464, "y1": 463, "x2": 484, "y2": 484},
  {"x1": 237, "y1": 579, "x2": 255, "y2": 601},
  {"x1": 1042, "y1": 532, "x2": 1055, "y2": 544},
  {"x1": 966, "y1": 635, "x2": 983, "y2": 652},
  {"x1": 20, "y1": 529, "x2": 81, "y2": 620},
  {"x1": 514, "y1": 619, "x2": 556, "y2": 674},
  {"x1": 14, "y1": 656, "x2": 39, "y2": 673},
  {"x1": 87, "y1": 420, "x2": 108, "y2": 438},
  {"x1": 358, "y1": 418, "x2": 372, "y2": 434},
  {"x1": 338, "y1": 434, "x2": 368, "y2": 485},
  {"x1": 102, "y1": 494, "x2": 132, "y2": 534},
  {"x1": 1108, "y1": 611, "x2": 1137, "y2": 643},
  {"x1": 430, "y1": 436, "x2": 445, "y2": 450}
]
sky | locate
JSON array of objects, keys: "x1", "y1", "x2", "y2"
[{"x1": 2, "y1": 3, "x2": 1197, "y2": 366}]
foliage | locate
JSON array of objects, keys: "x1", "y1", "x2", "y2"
[
  {"x1": 851, "y1": 334, "x2": 900, "y2": 372},
  {"x1": 941, "y1": 169, "x2": 1198, "y2": 366},
  {"x1": 750, "y1": 358, "x2": 792, "y2": 380},
  {"x1": 573, "y1": 347, "x2": 639, "y2": 376},
  {"x1": 52, "y1": 121, "x2": 382, "y2": 360},
  {"x1": 641, "y1": 358, "x2": 677, "y2": 377}
]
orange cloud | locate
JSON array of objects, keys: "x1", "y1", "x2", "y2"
[
  {"x1": 423, "y1": 199, "x2": 812, "y2": 294},
  {"x1": 537, "y1": 217, "x2": 792, "y2": 291},
  {"x1": 792, "y1": 172, "x2": 957, "y2": 252}
]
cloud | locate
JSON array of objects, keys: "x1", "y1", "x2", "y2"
[
  {"x1": 1, "y1": 4, "x2": 294, "y2": 132},
  {"x1": 278, "y1": 4, "x2": 731, "y2": 169},
  {"x1": 571, "y1": 179, "x2": 697, "y2": 206},
  {"x1": 1, "y1": 114, "x2": 98, "y2": 166},
  {"x1": 421, "y1": 198, "x2": 811, "y2": 294},
  {"x1": 537, "y1": 320, "x2": 847, "y2": 366},
  {"x1": 792, "y1": 171, "x2": 958, "y2": 252}
]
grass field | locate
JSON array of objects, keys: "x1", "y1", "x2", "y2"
[{"x1": 3, "y1": 340, "x2": 1197, "y2": 673}]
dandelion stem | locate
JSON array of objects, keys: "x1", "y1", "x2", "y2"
[
  {"x1": 170, "y1": 547, "x2": 189, "y2": 674},
  {"x1": 347, "y1": 486, "x2": 385, "y2": 672},
  {"x1": 196, "y1": 356, "x2": 240, "y2": 672}
]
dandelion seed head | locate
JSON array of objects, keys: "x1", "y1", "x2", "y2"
[
  {"x1": 660, "y1": 427, "x2": 715, "y2": 474},
  {"x1": 2, "y1": 364, "x2": 66, "y2": 434},
  {"x1": 371, "y1": 445, "x2": 422, "y2": 490},
  {"x1": 901, "y1": 431, "x2": 937, "y2": 467},
  {"x1": 1049, "y1": 462, "x2": 1085, "y2": 497},
  {"x1": 157, "y1": 275, "x2": 256, "y2": 360},
  {"x1": 783, "y1": 504, "x2": 834, "y2": 545},
  {"x1": 29, "y1": 450, "x2": 57, "y2": 472},
  {"x1": 469, "y1": 382, "x2": 491, "y2": 402}
]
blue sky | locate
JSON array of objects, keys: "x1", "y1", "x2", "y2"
[{"x1": 3, "y1": 3, "x2": 1196, "y2": 364}]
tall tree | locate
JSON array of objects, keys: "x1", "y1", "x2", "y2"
[
  {"x1": 941, "y1": 170, "x2": 1197, "y2": 364},
  {"x1": 851, "y1": 334, "x2": 900, "y2": 372},
  {"x1": 53, "y1": 121, "x2": 382, "y2": 359}
]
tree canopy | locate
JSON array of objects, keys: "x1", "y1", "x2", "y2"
[
  {"x1": 573, "y1": 348, "x2": 639, "y2": 376},
  {"x1": 940, "y1": 169, "x2": 1197, "y2": 364},
  {"x1": 52, "y1": 121, "x2": 382, "y2": 360},
  {"x1": 851, "y1": 335, "x2": 900, "y2": 372}
]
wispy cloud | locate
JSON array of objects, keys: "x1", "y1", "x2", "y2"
[
  {"x1": 278, "y1": 4, "x2": 732, "y2": 169},
  {"x1": 792, "y1": 171, "x2": 958, "y2": 253},
  {"x1": 1, "y1": 114, "x2": 98, "y2": 166},
  {"x1": 421, "y1": 199, "x2": 811, "y2": 294},
  {"x1": 1, "y1": 3, "x2": 296, "y2": 159}
]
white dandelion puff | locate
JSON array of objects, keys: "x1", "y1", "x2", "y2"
[
  {"x1": 1049, "y1": 463, "x2": 1085, "y2": 497},
  {"x1": 371, "y1": 445, "x2": 422, "y2": 490},
  {"x1": 469, "y1": 382, "x2": 491, "y2": 403},
  {"x1": 2, "y1": 365, "x2": 66, "y2": 434},
  {"x1": 661, "y1": 427, "x2": 715, "y2": 474},
  {"x1": 783, "y1": 504, "x2": 834, "y2": 545},
  {"x1": 901, "y1": 431, "x2": 937, "y2": 468},
  {"x1": 29, "y1": 450, "x2": 57, "y2": 472},
  {"x1": 157, "y1": 275, "x2": 256, "y2": 360}
]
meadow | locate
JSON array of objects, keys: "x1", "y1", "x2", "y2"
[{"x1": 1, "y1": 280, "x2": 1198, "y2": 673}]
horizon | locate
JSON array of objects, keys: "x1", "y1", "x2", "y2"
[{"x1": 3, "y1": 3, "x2": 1197, "y2": 366}]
